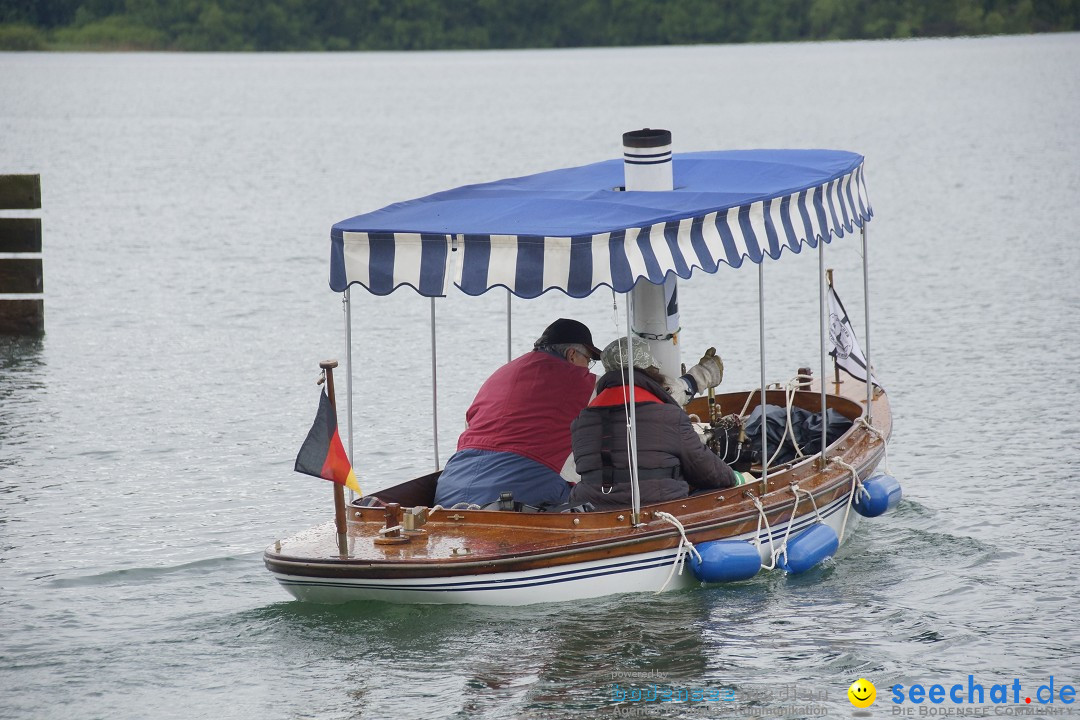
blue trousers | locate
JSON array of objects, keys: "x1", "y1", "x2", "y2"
[{"x1": 433, "y1": 448, "x2": 572, "y2": 508}]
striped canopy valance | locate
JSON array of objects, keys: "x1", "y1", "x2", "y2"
[{"x1": 330, "y1": 150, "x2": 872, "y2": 299}]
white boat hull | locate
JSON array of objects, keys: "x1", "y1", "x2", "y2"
[{"x1": 269, "y1": 493, "x2": 859, "y2": 606}]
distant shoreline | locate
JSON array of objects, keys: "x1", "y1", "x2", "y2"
[{"x1": 2, "y1": 0, "x2": 1077, "y2": 52}]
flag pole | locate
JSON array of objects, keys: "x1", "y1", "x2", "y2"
[
  {"x1": 826, "y1": 268, "x2": 840, "y2": 389},
  {"x1": 320, "y1": 359, "x2": 349, "y2": 557}
]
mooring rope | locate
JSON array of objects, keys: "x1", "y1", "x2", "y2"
[
  {"x1": 654, "y1": 511, "x2": 703, "y2": 593},
  {"x1": 749, "y1": 494, "x2": 780, "y2": 570},
  {"x1": 772, "y1": 483, "x2": 810, "y2": 568},
  {"x1": 789, "y1": 482, "x2": 823, "y2": 524},
  {"x1": 857, "y1": 417, "x2": 892, "y2": 475},
  {"x1": 830, "y1": 457, "x2": 867, "y2": 543}
]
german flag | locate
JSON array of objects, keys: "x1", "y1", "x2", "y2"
[{"x1": 294, "y1": 389, "x2": 361, "y2": 493}]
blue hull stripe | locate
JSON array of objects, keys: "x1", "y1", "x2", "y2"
[{"x1": 277, "y1": 554, "x2": 681, "y2": 594}]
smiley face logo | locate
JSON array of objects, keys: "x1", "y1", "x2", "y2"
[{"x1": 848, "y1": 678, "x2": 876, "y2": 708}]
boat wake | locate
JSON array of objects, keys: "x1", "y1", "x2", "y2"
[{"x1": 49, "y1": 551, "x2": 262, "y2": 588}]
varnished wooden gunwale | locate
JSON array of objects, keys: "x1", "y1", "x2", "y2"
[{"x1": 265, "y1": 379, "x2": 890, "y2": 580}]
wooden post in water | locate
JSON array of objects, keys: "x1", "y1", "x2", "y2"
[
  {"x1": 320, "y1": 359, "x2": 349, "y2": 557},
  {"x1": 0, "y1": 174, "x2": 43, "y2": 335}
]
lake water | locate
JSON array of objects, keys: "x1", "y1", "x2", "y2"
[{"x1": 2, "y1": 33, "x2": 1079, "y2": 719}]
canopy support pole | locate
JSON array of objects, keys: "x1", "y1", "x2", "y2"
[
  {"x1": 431, "y1": 297, "x2": 440, "y2": 470},
  {"x1": 506, "y1": 290, "x2": 512, "y2": 364},
  {"x1": 757, "y1": 262, "x2": 768, "y2": 493},
  {"x1": 343, "y1": 288, "x2": 356, "y2": 500},
  {"x1": 818, "y1": 236, "x2": 828, "y2": 464},
  {"x1": 625, "y1": 292, "x2": 641, "y2": 526},
  {"x1": 861, "y1": 224, "x2": 873, "y2": 424}
]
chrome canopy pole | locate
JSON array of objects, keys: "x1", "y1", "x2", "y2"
[
  {"x1": 344, "y1": 288, "x2": 356, "y2": 499},
  {"x1": 430, "y1": 296, "x2": 440, "y2": 470},
  {"x1": 861, "y1": 223, "x2": 873, "y2": 423},
  {"x1": 506, "y1": 290, "x2": 512, "y2": 364},
  {"x1": 625, "y1": 291, "x2": 641, "y2": 524},
  {"x1": 818, "y1": 235, "x2": 828, "y2": 462},
  {"x1": 758, "y1": 261, "x2": 768, "y2": 491}
]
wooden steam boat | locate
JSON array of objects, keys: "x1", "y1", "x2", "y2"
[{"x1": 265, "y1": 130, "x2": 900, "y2": 606}]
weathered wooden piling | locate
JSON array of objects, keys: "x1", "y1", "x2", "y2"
[{"x1": 0, "y1": 174, "x2": 43, "y2": 335}]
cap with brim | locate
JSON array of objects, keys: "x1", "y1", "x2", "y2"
[{"x1": 537, "y1": 318, "x2": 602, "y2": 360}]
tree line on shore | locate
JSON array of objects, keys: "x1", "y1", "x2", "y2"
[{"x1": 0, "y1": 0, "x2": 1076, "y2": 51}]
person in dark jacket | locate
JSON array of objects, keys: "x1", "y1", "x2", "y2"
[{"x1": 569, "y1": 337, "x2": 741, "y2": 511}]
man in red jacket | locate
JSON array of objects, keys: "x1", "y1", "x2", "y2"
[{"x1": 433, "y1": 318, "x2": 601, "y2": 508}]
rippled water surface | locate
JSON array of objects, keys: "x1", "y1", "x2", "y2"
[{"x1": 2, "y1": 34, "x2": 1080, "y2": 719}]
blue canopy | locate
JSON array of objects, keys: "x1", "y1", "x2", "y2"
[{"x1": 330, "y1": 149, "x2": 871, "y2": 298}]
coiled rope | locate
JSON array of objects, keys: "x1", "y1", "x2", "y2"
[
  {"x1": 735, "y1": 373, "x2": 814, "y2": 468},
  {"x1": 771, "y1": 375, "x2": 814, "y2": 466}
]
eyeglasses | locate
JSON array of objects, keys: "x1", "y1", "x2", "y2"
[{"x1": 573, "y1": 349, "x2": 596, "y2": 369}]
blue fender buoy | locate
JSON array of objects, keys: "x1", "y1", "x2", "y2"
[
  {"x1": 690, "y1": 540, "x2": 762, "y2": 583},
  {"x1": 777, "y1": 523, "x2": 839, "y2": 574},
  {"x1": 853, "y1": 474, "x2": 903, "y2": 518}
]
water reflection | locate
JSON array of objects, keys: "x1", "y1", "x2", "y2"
[
  {"x1": 0, "y1": 335, "x2": 46, "y2": 477},
  {"x1": 248, "y1": 590, "x2": 717, "y2": 719},
  {"x1": 518, "y1": 593, "x2": 714, "y2": 719}
]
